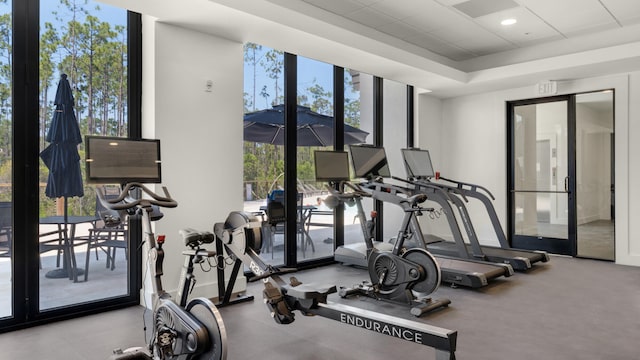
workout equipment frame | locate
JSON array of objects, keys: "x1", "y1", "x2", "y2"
[
  {"x1": 101, "y1": 183, "x2": 227, "y2": 360},
  {"x1": 213, "y1": 211, "x2": 457, "y2": 360}
]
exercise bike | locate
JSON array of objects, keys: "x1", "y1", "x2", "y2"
[
  {"x1": 326, "y1": 179, "x2": 451, "y2": 316},
  {"x1": 101, "y1": 182, "x2": 227, "y2": 360}
]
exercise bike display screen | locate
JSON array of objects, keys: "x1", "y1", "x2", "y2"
[
  {"x1": 349, "y1": 145, "x2": 391, "y2": 179},
  {"x1": 314, "y1": 150, "x2": 350, "y2": 182},
  {"x1": 402, "y1": 148, "x2": 435, "y2": 179},
  {"x1": 85, "y1": 136, "x2": 162, "y2": 184}
]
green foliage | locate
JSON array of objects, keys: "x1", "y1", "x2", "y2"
[{"x1": 0, "y1": 1, "x2": 128, "y2": 215}]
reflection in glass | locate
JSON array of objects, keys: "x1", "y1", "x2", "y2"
[
  {"x1": 513, "y1": 101, "x2": 568, "y2": 240},
  {"x1": 576, "y1": 91, "x2": 614, "y2": 260}
]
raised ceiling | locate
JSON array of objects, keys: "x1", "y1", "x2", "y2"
[
  {"x1": 98, "y1": 0, "x2": 640, "y2": 97},
  {"x1": 295, "y1": 0, "x2": 640, "y2": 63}
]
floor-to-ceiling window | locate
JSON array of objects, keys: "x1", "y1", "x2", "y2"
[
  {"x1": 1, "y1": 0, "x2": 141, "y2": 331},
  {"x1": 242, "y1": 43, "x2": 285, "y2": 265},
  {"x1": 295, "y1": 56, "x2": 333, "y2": 262},
  {"x1": 241, "y1": 42, "x2": 412, "y2": 268},
  {"x1": 38, "y1": 0, "x2": 130, "y2": 311},
  {"x1": 0, "y1": 0, "x2": 12, "y2": 320}
]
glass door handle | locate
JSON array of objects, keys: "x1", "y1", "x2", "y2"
[{"x1": 564, "y1": 176, "x2": 570, "y2": 193}]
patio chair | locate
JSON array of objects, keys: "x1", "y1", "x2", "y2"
[
  {"x1": 262, "y1": 196, "x2": 286, "y2": 259},
  {"x1": 0, "y1": 202, "x2": 11, "y2": 258},
  {"x1": 83, "y1": 186, "x2": 128, "y2": 281}
]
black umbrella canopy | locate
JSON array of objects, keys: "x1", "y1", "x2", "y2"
[
  {"x1": 243, "y1": 104, "x2": 368, "y2": 146},
  {"x1": 40, "y1": 73, "x2": 84, "y2": 200}
]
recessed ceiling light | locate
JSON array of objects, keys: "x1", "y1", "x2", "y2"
[{"x1": 501, "y1": 18, "x2": 517, "y2": 26}]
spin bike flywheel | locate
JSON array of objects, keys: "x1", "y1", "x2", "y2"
[
  {"x1": 154, "y1": 298, "x2": 228, "y2": 360},
  {"x1": 368, "y1": 248, "x2": 441, "y2": 296},
  {"x1": 186, "y1": 298, "x2": 228, "y2": 360},
  {"x1": 402, "y1": 248, "x2": 441, "y2": 296}
]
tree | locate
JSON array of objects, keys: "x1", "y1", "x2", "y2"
[
  {"x1": 261, "y1": 49, "x2": 283, "y2": 106},
  {"x1": 244, "y1": 42, "x2": 262, "y2": 111}
]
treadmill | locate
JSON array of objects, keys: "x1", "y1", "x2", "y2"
[
  {"x1": 324, "y1": 146, "x2": 513, "y2": 288},
  {"x1": 400, "y1": 148, "x2": 550, "y2": 271}
]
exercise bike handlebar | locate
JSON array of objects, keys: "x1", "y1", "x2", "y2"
[{"x1": 96, "y1": 182, "x2": 178, "y2": 211}]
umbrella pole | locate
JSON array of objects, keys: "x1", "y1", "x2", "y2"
[
  {"x1": 44, "y1": 197, "x2": 83, "y2": 282},
  {"x1": 63, "y1": 197, "x2": 82, "y2": 282}
]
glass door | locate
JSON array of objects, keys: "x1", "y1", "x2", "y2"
[{"x1": 508, "y1": 96, "x2": 576, "y2": 256}]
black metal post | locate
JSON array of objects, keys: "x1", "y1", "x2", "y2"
[{"x1": 284, "y1": 53, "x2": 298, "y2": 266}]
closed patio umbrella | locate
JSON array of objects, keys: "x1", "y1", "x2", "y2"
[{"x1": 39, "y1": 73, "x2": 84, "y2": 280}]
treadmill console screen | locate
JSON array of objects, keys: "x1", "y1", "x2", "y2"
[
  {"x1": 349, "y1": 145, "x2": 391, "y2": 179},
  {"x1": 401, "y1": 148, "x2": 434, "y2": 179},
  {"x1": 314, "y1": 151, "x2": 350, "y2": 182}
]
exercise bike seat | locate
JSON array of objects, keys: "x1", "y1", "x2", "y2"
[
  {"x1": 282, "y1": 276, "x2": 337, "y2": 302},
  {"x1": 179, "y1": 228, "x2": 215, "y2": 247}
]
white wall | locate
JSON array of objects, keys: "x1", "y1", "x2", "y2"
[
  {"x1": 140, "y1": 19, "x2": 245, "y2": 305},
  {"x1": 417, "y1": 72, "x2": 639, "y2": 266}
]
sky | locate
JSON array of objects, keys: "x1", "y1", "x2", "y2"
[{"x1": 244, "y1": 46, "x2": 359, "y2": 113}]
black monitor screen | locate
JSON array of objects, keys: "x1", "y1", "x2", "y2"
[
  {"x1": 86, "y1": 136, "x2": 161, "y2": 184},
  {"x1": 314, "y1": 151, "x2": 350, "y2": 182},
  {"x1": 401, "y1": 148, "x2": 434, "y2": 178},
  {"x1": 349, "y1": 145, "x2": 391, "y2": 179}
]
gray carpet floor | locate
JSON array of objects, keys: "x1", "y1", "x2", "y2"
[{"x1": 0, "y1": 255, "x2": 639, "y2": 359}]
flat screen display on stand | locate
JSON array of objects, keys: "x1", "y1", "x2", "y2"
[
  {"x1": 85, "y1": 136, "x2": 162, "y2": 184},
  {"x1": 349, "y1": 145, "x2": 391, "y2": 179},
  {"x1": 401, "y1": 148, "x2": 434, "y2": 179},
  {"x1": 314, "y1": 151, "x2": 350, "y2": 182}
]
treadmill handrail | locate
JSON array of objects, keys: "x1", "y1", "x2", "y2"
[
  {"x1": 393, "y1": 175, "x2": 464, "y2": 203},
  {"x1": 437, "y1": 175, "x2": 496, "y2": 200}
]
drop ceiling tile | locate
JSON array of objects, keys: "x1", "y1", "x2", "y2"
[
  {"x1": 453, "y1": 0, "x2": 519, "y2": 18},
  {"x1": 376, "y1": 20, "x2": 421, "y2": 39},
  {"x1": 518, "y1": 0, "x2": 615, "y2": 34},
  {"x1": 428, "y1": 17, "x2": 500, "y2": 44},
  {"x1": 345, "y1": 6, "x2": 399, "y2": 27},
  {"x1": 449, "y1": 31, "x2": 515, "y2": 55},
  {"x1": 404, "y1": 32, "x2": 476, "y2": 60},
  {"x1": 599, "y1": 0, "x2": 640, "y2": 24},
  {"x1": 370, "y1": 0, "x2": 431, "y2": 20},
  {"x1": 435, "y1": 0, "x2": 469, "y2": 6},
  {"x1": 401, "y1": 3, "x2": 468, "y2": 33},
  {"x1": 474, "y1": 6, "x2": 560, "y2": 44},
  {"x1": 302, "y1": 0, "x2": 366, "y2": 16},
  {"x1": 354, "y1": 0, "x2": 379, "y2": 6}
]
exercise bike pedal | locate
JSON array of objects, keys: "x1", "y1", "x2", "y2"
[
  {"x1": 109, "y1": 347, "x2": 152, "y2": 360},
  {"x1": 338, "y1": 282, "x2": 376, "y2": 299}
]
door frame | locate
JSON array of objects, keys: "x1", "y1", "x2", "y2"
[{"x1": 507, "y1": 95, "x2": 577, "y2": 256}]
